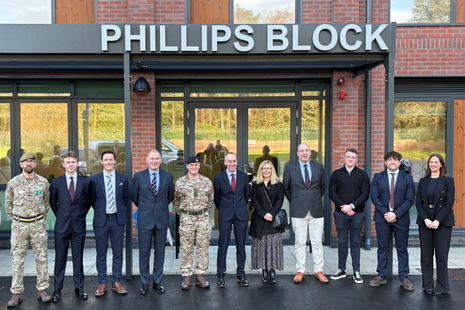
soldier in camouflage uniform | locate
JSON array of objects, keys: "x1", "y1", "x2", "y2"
[
  {"x1": 173, "y1": 156, "x2": 213, "y2": 290},
  {"x1": 4, "y1": 153, "x2": 52, "y2": 307}
]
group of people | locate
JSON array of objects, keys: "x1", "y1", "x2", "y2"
[{"x1": 3, "y1": 143, "x2": 455, "y2": 307}]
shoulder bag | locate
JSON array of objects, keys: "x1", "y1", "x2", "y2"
[{"x1": 262, "y1": 183, "x2": 288, "y2": 229}]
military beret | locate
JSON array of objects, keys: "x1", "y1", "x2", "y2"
[
  {"x1": 20, "y1": 152, "x2": 36, "y2": 162},
  {"x1": 185, "y1": 156, "x2": 199, "y2": 164}
]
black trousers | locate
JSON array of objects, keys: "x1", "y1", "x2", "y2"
[
  {"x1": 334, "y1": 211, "x2": 365, "y2": 272},
  {"x1": 217, "y1": 214, "x2": 248, "y2": 277},
  {"x1": 419, "y1": 225, "x2": 452, "y2": 293}
]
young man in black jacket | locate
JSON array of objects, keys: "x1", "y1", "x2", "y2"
[{"x1": 329, "y1": 149, "x2": 370, "y2": 283}]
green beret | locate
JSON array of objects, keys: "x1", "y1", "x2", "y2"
[{"x1": 20, "y1": 152, "x2": 35, "y2": 162}]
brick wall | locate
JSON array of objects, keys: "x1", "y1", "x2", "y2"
[
  {"x1": 302, "y1": 0, "x2": 332, "y2": 23},
  {"x1": 154, "y1": 0, "x2": 185, "y2": 24}
]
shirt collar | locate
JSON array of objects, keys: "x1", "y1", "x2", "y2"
[
  {"x1": 299, "y1": 160, "x2": 310, "y2": 168},
  {"x1": 388, "y1": 169, "x2": 399, "y2": 176},
  {"x1": 149, "y1": 168, "x2": 159, "y2": 177},
  {"x1": 345, "y1": 165, "x2": 356, "y2": 173},
  {"x1": 103, "y1": 170, "x2": 115, "y2": 178},
  {"x1": 226, "y1": 169, "x2": 236, "y2": 177},
  {"x1": 66, "y1": 173, "x2": 77, "y2": 181}
]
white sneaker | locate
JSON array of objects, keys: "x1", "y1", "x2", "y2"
[{"x1": 353, "y1": 271, "x2": 363, "y2": 284}]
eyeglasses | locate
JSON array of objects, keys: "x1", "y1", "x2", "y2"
[
  {"x1": 261, "y1": 167, "x2": 272, "y2": 171},
  {"x1": 226, "y1": 160, "x2": 237, "y2": 164}
]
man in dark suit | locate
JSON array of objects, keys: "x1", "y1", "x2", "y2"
[
  {"x1": 90, "y1": 150, "x2": 129, "y2": 296},
  {"x1": 283, "y1": 143, "x2": 328, "y2": 283},
  {"x1": 369, "y1": 151, "x2": 415, "y2": 290},
  {"x1": 132, "y1": 150, "x2": 174, "y2": 295},
  {"x1": 50, "y1": 151, "x2": 92, "y2": 302},
  {"x1": 214, "y1": 153, "x2": 250, "y2": 288},
  {"x1": 254, "y1": 145, "x2": 279, "y2": 176}
]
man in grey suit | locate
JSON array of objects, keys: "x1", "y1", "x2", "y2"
[
  {"x1": 132, "y1": 150, "x2": 174, "y2": 295},
  {"x1": 283, "y1": 143, "x2": 328, "y2": 283}
]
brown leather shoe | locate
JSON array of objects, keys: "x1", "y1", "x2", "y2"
[
  {"x1": 314, "y1": 272, "x2": 329, "y2": 283},
  {"x1": 195, "y1": 274, "x2": 210, "y2": 288},
  {"x1": 95, "y1": 284, "x2": 107, "y2": 297},
  {"x1": 37, "y1": 290, "x2": 52, "y2": 303},
  {"x1": 7, "y1": 293, "x2": 23, "y2": 307},
  {"x1": 293, "y1": 272, "x2": 304, "y2": 283},
  {"x1": 181, "y1": 276, "x2": 191, "y2": 290},
  {"x1": 111, "y1": 282, "x2": 127, "y2": 294}
]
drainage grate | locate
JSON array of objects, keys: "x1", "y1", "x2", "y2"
[{"x1": 416, "y1": 268, "x2": 465, "y2": 281}]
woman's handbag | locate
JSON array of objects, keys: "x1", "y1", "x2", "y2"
[{"x1": 262, "y1": 183, "x2": 288, "y2": 229}]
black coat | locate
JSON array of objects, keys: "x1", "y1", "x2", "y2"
[
  {"x1": 249, "y1": 180, "x2": 285, "y2": 239},
  {"x1": 416, "y1": 176, "x2": 455, "y2": 227}
]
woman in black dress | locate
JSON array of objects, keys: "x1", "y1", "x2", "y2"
[
  {"x1": 416, "y1": 153, "x2": 455, "y2": 295},
  {"x1": 249, "y1": 160, "x2": 285, "y2": 284}
]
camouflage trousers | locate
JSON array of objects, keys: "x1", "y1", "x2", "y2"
[
  {"x1": 10, "y1": 220, "x2": 49, "y2": 293},
  {"x1": 179, "y1": 212, "x2": 212, "y2": 277}
]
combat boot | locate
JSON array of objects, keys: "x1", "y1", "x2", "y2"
[
  {"x1": 38, "y1": 290, "x2": 52, "y2": 303},
  {"x1": 195, "y1": 274, "x2": 210, "y2": 288},
  {"x1": 7, "y1": 293, "x2": 23, "y2": 308}
]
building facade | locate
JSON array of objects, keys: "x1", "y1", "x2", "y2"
[{"x1": 0, "y1": 1, "x2": 464, "y2": 263}]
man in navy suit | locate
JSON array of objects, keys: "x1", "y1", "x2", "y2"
[
  {"x1": 369, "y1": 151, "x2": 415, "y2": 290},
  {"x1": 214, "y1": 153, "x2": 250, "y2": 288},
  {"x1": 132, "y1": 150, "x2": 174, "y2": 295},
  {"x1": 90, "y1": 150, "x2": 129, "y2": 296},
  {"x1": 50, "y1": 151, "x2": 92, "y2": 302}
]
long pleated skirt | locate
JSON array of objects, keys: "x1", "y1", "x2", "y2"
[{"x1": 251, "y1": 232, "x2": 284, "y2": 270}]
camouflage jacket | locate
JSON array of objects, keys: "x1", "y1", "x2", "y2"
[
  {"x1": 5, "y1": 173, "x2": 50, "y2": 218},
  {"x1": 173, "y1": 174, "x2": 213, "y2": 214}
]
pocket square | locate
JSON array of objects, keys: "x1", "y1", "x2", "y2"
[{"x1": 119, "y1": 183, "x2": 123, "y2": 185}]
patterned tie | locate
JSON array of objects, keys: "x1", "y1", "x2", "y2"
[
  {"x1": 390, "y1": 173, "x2": 395, "y2": 210},
  {"x1": 106, "y1": 175, "x2": 116, "y2": 212},
  {"x1": 151, "y1": 173, "x2": 157, "y2": 195},
  {"x1": 304, "y1": 164, "x2": 311, "y2": 188},
  {"x1": 231, "y1": 173, "x2": 236, "y2": 192},
  {"x1": 69, "y1": 176, "x2": 75, "y2": 202}
]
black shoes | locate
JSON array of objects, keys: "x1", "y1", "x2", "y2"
[
  {"x1": 75, "y1": 288, "x2": 88, "y2": 300},
  {"x1": 140, "y1": 284, "x2": 149, "y2": 295},
  {"x1": 237, "y1": 275, "x2": 249, "y2": 287},
  {"x1": 52, "y1": 290, "x2": 61, "y2": 303},
  {"x1": 262, "y1": 269, "x2": 268, "y2": 283},
  {"x1": 269, "y1": 269, "x2": 277, "y2": 284},
  {"x1": 153, "y1": 283, "x2": 165, "y2": 293},
  {"x1": 217, "y1": 275, "x2": 225, "y2": 288}
]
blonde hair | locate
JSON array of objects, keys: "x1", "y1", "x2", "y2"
[{"x1": 254, "y1": 160, "x2": 279, "y2": 185}]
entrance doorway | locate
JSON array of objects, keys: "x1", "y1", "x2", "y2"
[{"x1": 188, "y1": 102, "x2": 297, "y2": 245}]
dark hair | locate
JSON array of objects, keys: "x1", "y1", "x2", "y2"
[
  {"x1": 425, "y1": 153, "x2": 447, "y2": 178},
  {"x1": 345, "y1": 148, "x2": 357, "y2": 155},
  {"x1": 384, "y1": 151, "x2": 402, "y2": 161},
  {"x1": 63, "y1": 150, "x2": 78, "y2": 160},
  {"x1": 101, "y1": 150, "x2": 116, "y2": 161}
]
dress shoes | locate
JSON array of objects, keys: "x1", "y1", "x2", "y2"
[
  {"x1": 195, "y1": 275, "x2": 210, "y2": 288},
  {"x1": 217, "y1": 275, "x2": 225, "y2": 288},
  {"x1": 237, "y1": 275, "x2": 249, "y2": 287},
  {"x1": 95, "y1": 284, "x2": 107, "y2": 297},
  {"x1": 369, "y1": 275, "x2": 387, "y2": 287},
  {"x1": 262, "y1": 269, "x2": 268, "y2": 283},
  {"x1": 52, "y1": 290, "x2": 61, "y2": 303},
  {"x1": 7, "y1": 293, "x2": 23, "y2": 308},
  {"x1": 314, "y1": 272, "x2": 329, "y2": 283},
  {"x1": 400, "y1": 278, "x2": 414, "y2": 291},
  {"x1": 111, "y1": 282, "x2": 127, "y2": 294},
  {"x1": 75, "y1": 288, "x2": 88, "y2": 300},
  {"x1": 38, "y1": 290, "x2": 52, "y2": 303},
  {"x1": 153, "y1": 283, "x2": 165, "y2": 293},
  {"x1": 140, "y1": 284, "x2": 149, "y2": 295},
  {"x1": 293, "y1": 272, "x2": 304, "y2": 283},
  {"x1": 269, "y1": 269, "x2": 277, "y2": 284},
  {"x1": 181, "y1": 276, "x2": 191, "y2": 290},
  {"x1": 423, "y1": 288, "x2": 434, "y2": 295}
]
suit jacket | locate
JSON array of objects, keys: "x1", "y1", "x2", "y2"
[
  {"x1": 131, "y1": 168, "x2": 174, "y2": 230},
  {"x1": 213, "y1": 170, "x2": 250, "y2": 222},
  {"x1": 415, "y1": 176, "x2": 455, "y2": 227},
  {"x1": 50, "y1": 175, "x2": 92, "y2": 234},
  {"x1": 283, "y1": 161, "x2": 325, "y2": 218},
  {"x1": 371, "y1": 170, "x2": 415, "y2": 226},
  {"x1": 90, "y1": 171, "x2": 129, "y2": 227},
  {"x1": 254, "y1": 154, "x2": 279, "y2": 175}
]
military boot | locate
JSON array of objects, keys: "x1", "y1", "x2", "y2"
[
  {"x1": 7, "y1": 293, "x2": 23, "y2": 308},
  {"x1": 195, "y1": 274, "x2": 210, "y2": 288},
  {"x1": 38, "y1": 290, "x2": 52, "y2": 303}
]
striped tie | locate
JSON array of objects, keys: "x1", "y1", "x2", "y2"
[
  {"x1": 304, "y1": 164, "x2": 311, "y2": 188},
  {"x1": 152, "y1": 173, "x2": 157, "y2": 195},
  {"x1": 69, "y1": 176, "x2": 75, "y2": 202},
  {"x1": 106, "y1": 175, "x2": 116, "y2": 212}
]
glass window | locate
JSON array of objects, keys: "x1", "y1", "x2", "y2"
[
  {"x1": 0, "y1": 0, "x2": 52, "y2": 24},
  {"x1": 0, "y1": 104, "x2": 11, "y2": 185},
  {"x1": 78, "y1": 102, "x2": 125, "y2": 231},
  {"x1": 190, "y1": 81, "x2": 295, "y2": 97},
  {"x1": 301, "y1": 100, "x2": 325, "y2": 166},
  {"x1": 161, "y1": 100, "x2": 185, "y2": 182},
  {"x1": 391, "y1": 0, "x2": 451, "y2": 24},
  {"x1": 234, "y1": 0, "x2": 295, "y2": 24}
]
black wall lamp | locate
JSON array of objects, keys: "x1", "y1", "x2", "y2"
[{"x1": 133, "y1": 77, "x2": 151, "y2": 92}]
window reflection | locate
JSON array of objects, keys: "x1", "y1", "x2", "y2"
[
  {"x1": 234, "y1": 0, "x2": 295, "y2": 24},
  {"x1": 301, "y1": 100, "x2": 325, "y2": 166},
  {"x1": 391, "y1": 0, "x2": 451, "y2": 24},
  {"x1": 0, "y1": 104, "x2": 11, "y2": 185}
]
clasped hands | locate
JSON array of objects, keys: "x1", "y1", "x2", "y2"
[
  {"x1": 384, "y1": 211, "x2": 397, "y2": 223},
  {"x1": 424, "y1": 219, "x2": 440, "y2": 229},
  {"x1": 341, "y1": 205, "x2": 354, "y2": 216},
  {"x1": 264, "y1": 213, "x2": 273, "y2": 222}
]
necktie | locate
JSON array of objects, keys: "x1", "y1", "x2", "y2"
[
  {"x1": 152, "y1": 173, "x2": 157, "y2": 195},
  {"x1": 304, "y1": 164, "x2": 310, "y2": 188},
  {"x1": 69, "y1": 176, "x2": 75, "y2": 202},
  {"x1": 231, "y1": 173, "x2": 236, "y2": 192},
  {"x1": 106, "y1": 175, "x2": 116, "y2": 212},
  {"x1": 390, "y1": 173, "x2": 395, "y2": 210}
]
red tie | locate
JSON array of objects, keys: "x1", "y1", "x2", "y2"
[
  {"x1": 69, "y1": 177, "x2": 75, "y2": 202},
  {"x1": 390, "y1": 173, "x2": 395, "y2": 210},
  {"x1": 231, "y1": 173, "x2": 236, "y2": 192}
]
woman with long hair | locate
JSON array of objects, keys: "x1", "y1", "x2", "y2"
[
  {"x1": 415, "y1": 153, "x2": 455, "y2": 295},
  {"x1": 249, "y1": 160, "x2": 285, "y2": 284}
]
